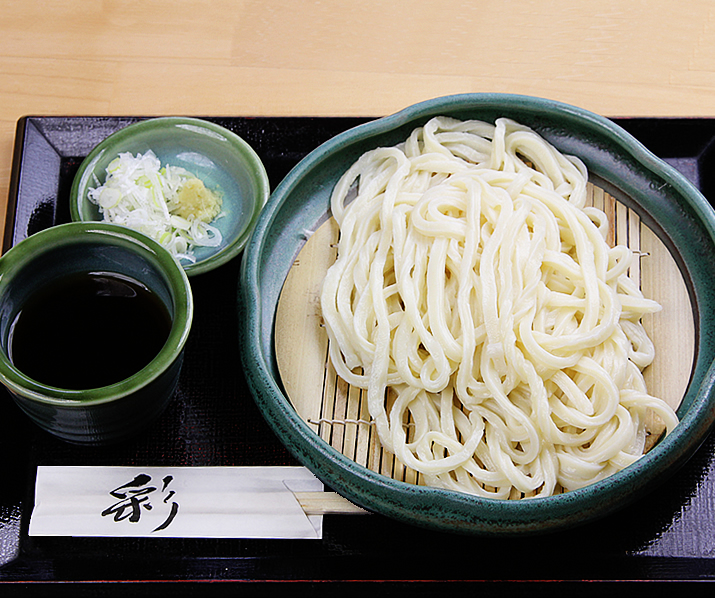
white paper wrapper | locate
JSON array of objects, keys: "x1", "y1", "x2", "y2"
[{"x1": 29, "y1": 466, "x2": 324, "y2": 539}]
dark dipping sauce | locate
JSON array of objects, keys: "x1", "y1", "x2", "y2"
[{"x1": 9, "y1": 271, "x2": 172, "y2": 390}]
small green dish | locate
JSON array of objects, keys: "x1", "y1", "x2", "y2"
[
  {"x1": 70, "y1": 117, "x2": 270, "y2": 276},
  {"x1": 239, "y1": 93, "x2": 715, "y2": 535}
]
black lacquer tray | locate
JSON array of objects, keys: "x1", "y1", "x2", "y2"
[{"x1": 2, "y1": 116, "x2": 715, "y2": 594}]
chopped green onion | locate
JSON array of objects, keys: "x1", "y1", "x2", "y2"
[{"x1": 87, "y1": 150, "x2": 223, "y2": 263}]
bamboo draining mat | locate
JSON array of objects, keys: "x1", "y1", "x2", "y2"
[{"x1": 275, "y1": 184, "x2": 694, "y2": 491}]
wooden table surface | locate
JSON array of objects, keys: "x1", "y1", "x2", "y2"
[{"x1": 2, "y1": 0, "x2": 714, "y2": 240}]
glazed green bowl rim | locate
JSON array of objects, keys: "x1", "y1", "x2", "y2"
[
  {"x1": 0, "y1": 221, "x2": 193, "y2": 406},
  {"x1": 69, "y1": 116, "x2": 270, "y2": 277},
  {"x1": 239, "y1": 93, "x2": 715, "y2": 535}
]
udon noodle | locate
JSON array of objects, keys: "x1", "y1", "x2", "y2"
[{"x1": 319, "y1": 116, "x2": 678, "y2": 499}]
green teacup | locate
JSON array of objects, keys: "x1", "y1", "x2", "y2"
[{"x1": 0, "y1": 222, "x2": 193, "y2": 444}]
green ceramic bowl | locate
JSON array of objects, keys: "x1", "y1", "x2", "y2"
[
  {"x1": 239, "y1": 93, "x2": 715, "y2": 535},
  {"x1": 70, "y1": 117, "x2": 270, "y2": 276},
  {"x1": 0, "y1": 222, "x2": 193, "y2": 444}
]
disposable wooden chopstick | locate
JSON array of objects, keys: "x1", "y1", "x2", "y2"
[{"x1": 294, "y1": 491, "x2": 368, "y2": 515}]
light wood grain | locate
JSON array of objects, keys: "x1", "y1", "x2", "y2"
[
  {"x1": 2, "y1": 1, "x2": 715, "y2": 243},
  {"x1": 294, "y1": 492, "x2": 368, "y2": 515},
  {"x1": 276, "y1": 185, "x2": 694, "y2": 489}
]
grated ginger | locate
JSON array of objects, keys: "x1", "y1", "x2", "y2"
[{"x1": 173, "y1": 177, "x2": 223, "y2": 223}]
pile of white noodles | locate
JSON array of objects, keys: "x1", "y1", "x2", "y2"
[{"x1": 320, "y1": 116, "x2": 679, "y2": 499}]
